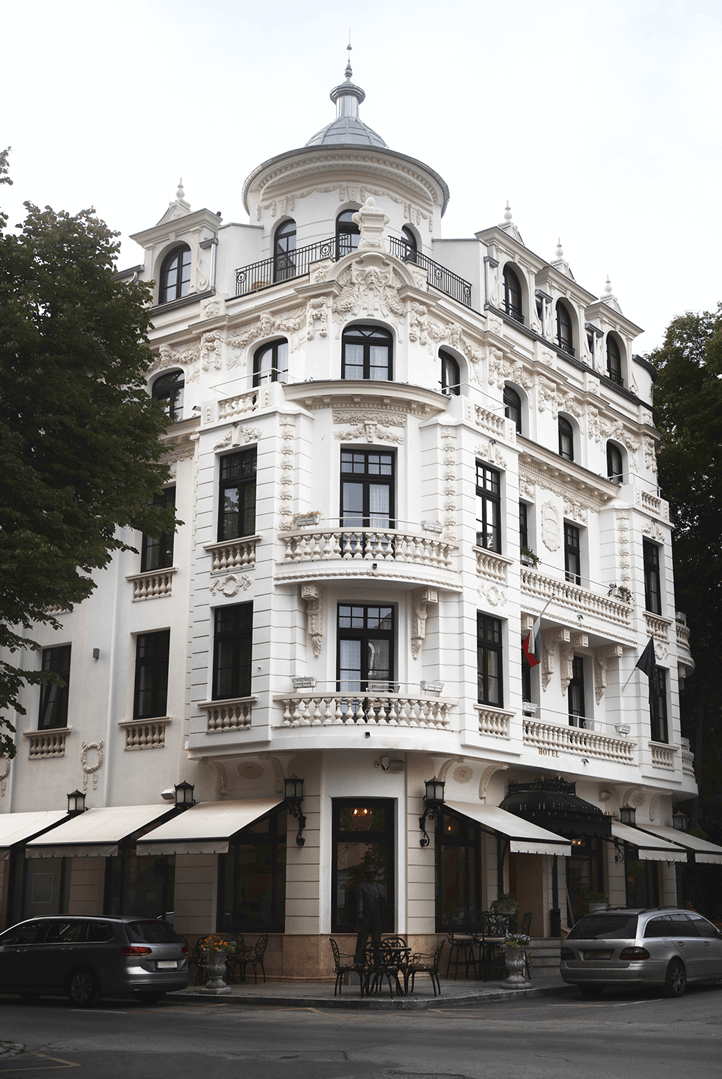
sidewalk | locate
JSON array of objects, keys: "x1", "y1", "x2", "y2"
[{"x1": 169, "y1": 972, "x2": 573, "y2": 1010}]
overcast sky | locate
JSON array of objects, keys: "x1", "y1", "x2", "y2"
[{"x1": 4, "y1": 0, "x2": 721, "y2": 353}]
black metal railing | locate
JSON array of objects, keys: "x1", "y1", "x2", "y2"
[
  {"x1": 235, "y1": 236, "x2": 337, "y2": 296},
  {"x1": 556, "y1": 337, "x2": 576, "y2": 357},
  {"x1": 388, "y1": 236, "x2": 472, "y2": 307},
  {"x1": 503, "y1": 303, "x2": 525, "y2": 325},
  {"x1": 606, "y1": 367, "x2": 624, "y2": 386}
]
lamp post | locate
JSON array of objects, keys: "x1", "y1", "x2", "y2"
[
  {"x1": 419, "y1": 778, "x2": 445, "y2": 847},
  {"x1": 67, "y1": 790, "x2": 86, "y2": 815},
  {"x1": 284, "y1": 776, "x2": 306, "y2": 846},
  {"x1": 174, "y1": 780, "x2": 196, "y2": 810}
]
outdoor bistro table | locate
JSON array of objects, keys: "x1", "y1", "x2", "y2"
[{"x1": 363, "y1": 941, "x2": 412, "y2": 996}]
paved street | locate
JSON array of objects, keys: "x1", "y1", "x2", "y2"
[{"x1": 1, "y1": 984, "x2": 721, "y2": 1079}]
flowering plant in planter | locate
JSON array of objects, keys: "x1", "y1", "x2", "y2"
[
  {"x1": 201, "y1": 935, "x2": 237, "y2": 955},
  {"x1": 502, "y1": 933, "x2": 530, "y2": 950},
  {"x1": 490, "y1": 893, "x2": 517, "y2": 913}
]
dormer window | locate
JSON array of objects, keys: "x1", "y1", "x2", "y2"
[
  {"x1": 607, "y1": 336, "x2": 623, "y2": 385},
  {"x1": 556, "y1": 302, "x2": 574, "y2": 355},
  {"x1": 274, "y1": 220, "x2": 296, "y2": 283},
  {"x1": 440, "y1": 350, "x2": 460, "y2": 395},
  {"x1": 159, "y1": 245, "x2": 191, "y2": 304},
  {"x1": 152, "y1": 370, "x2": 185, "y2": 423},
  {"x1": 253, "y1": 339, "x2": 289, "y2": 386},
  {"x1": 503, "y1": 266, "x2": 523, "y2": 323},
  {"x1": 337, "y1": 210, "x2": 360, "y2": 258}
]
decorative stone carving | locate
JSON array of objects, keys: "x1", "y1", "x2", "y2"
[
  {"x1": 228, "y1": 303, "x2": 309, "y2": 362},
  {"x1": 333, "y1": 409, "x2": 405, "y2": 445},
  {"x1": 237, "y1": 762, "x2": 264, "y2": 780},
  {"x1": 306, "y1": 297, "x2": 328, "y2": 339},
  {"x1": 541, "y1": 501, "x2": 561, "y2": 551},
  {"x1": 201, "y1": 295, "x2": 225, "y2": 320},
  {"x1": 559, "y1": 643, "x2": 574, "y2": 696},
  {"x1": 643, "y1": 437, "x2": 658, "y2": 475},
  {"x1": 622, "y1": 787, "x2": 646, "y2": 809},
  {"x1": 537, "y1": 377, "x2": 558, "y2": 417},
  {"x1": 616, "y1": 510, "x2": 631, "y2": 585},
  {"x1": 0, "y1": 756, "x2": 9, "y2": 797},
  {"x1": 593, "y1": 645, "x2": 623, "y2": 704},
  {"x1": 80, "y1": 741, "x2": 104, "y2": 791},
  {"x1": 452, "y1": 765, "x2": 473, "y2": 784},
  {"x1": 204, "y1": 758, "x2": 228, "y2": 796},
  {"x1": 478, "y1": 583, "x2": 507, "y2": 607},
  {"x1": 209, "y1": 574, "x2": 251, "y2": 597},
  {"x1": 352, "y1": 197, "x2": 390, "y2": 252},
  {"x1": 487, "y1": 352, "x2": 533, "y2": 392},
  {"x1": 331, "y1": 253, "x2": 407, "y2": 327},
  {"x1": 642, "y1": 518, "x2": 665, "y2": 543},
  {"x1": 541, "y1": 629, "x2": 557, "y2": 692},
  {"x1": 150, "y1": 341, "x2": 200, "y2": 379},
  {"x1": 440, "y1": 428, "x2": 457, "y2": 540},
  {"x1": 478, "y1": 762, "x2": 508, "y2": 803},
  {"x1": 162, "y1": 436, "x2": 196, "y2": 467},
  {"x1": 278, "y1": 415, "x2": 296, "y2": 531},
  {"x1": 411, "y1": 587, "x2": 438, "y2": 659},
  {"x1": 475, "y1": 440, "x2": 507, "y2": 470},
  {"x1": 200, "y1": 331, "x2": 222, "y2": 372},
  {"x1": 301, "y1": 583, "x2": 324, "y2": 657},
  {"x1": 649, "y1": 792, "x2": 662, "y2": 822},
  {"x1": 563, "y1": 496, "x2": 587, "y2": 524}
]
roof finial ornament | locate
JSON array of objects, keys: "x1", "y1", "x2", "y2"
[
  {"x1": 604, "y1": 274, "x2": 613, "y2": 296},
  {"x1": 345, "y1": 32, "x2": 353, "y2": 80},
  {"x1": 503, "y1": 201, "x2": 513, "y2": 225},
  {"x1": 176, "y1": 178, "x2": 185, "y2": 202},
  {"x1": 556, "y1": 237, "x2": 564, "y2": 261}
]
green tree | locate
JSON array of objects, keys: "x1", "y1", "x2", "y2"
[
  {"x1": 650, "y1": 306, "x2": 722, "y2": 836},
  {"x1": 0, "y1": 151, "x2": 175, "y2": 758}
]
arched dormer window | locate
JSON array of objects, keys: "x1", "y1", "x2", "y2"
[
  {"x1": 558, "y1": 416, "x2": 574, "y2": 461},
  {"x1": 337, "y1": 210, "x2": 360, "y2": 258},
  {"x1": 152, "y1": 370, "x2": 185, "y2": 423},
  {"x1": 253, "y1": 338, "x2": 288, "y2": 386},
  {"x1": 401, "y1": 225, "x2": 418, "y2": 262},
  {"x1": 556, "y1": 302, "x2": 574, "y2": 356},
  {"x1": 606, "y1": 335, "x2": 623, "y2": 386},
  {"x1": 342, "y1": 325, "x2": 392, "y2": 381},
  {"x1": 440, "y1": 350, "x2": 460, "y2": 395},
  {"x1": 503, "y1": 266, "x2": 523, "y2": 323},
  {"x1": 607, "y1": 442, "x2": 624, "y2": 485},
  {"x1": 274, "y1": 219, "x2": 296, "y2": 283},
  {"x1": 504, "y1": 385, "x2": 522, "y2": 434},
  {"x1": 159, "y1": 245, "x2": 191, "y2": 304}
]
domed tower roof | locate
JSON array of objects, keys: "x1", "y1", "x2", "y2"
[{"x1": 305, "y1": 49, "x2": 387, "y2": 148}]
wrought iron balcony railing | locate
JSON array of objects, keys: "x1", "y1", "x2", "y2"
[{"x1": 388, "y1": 237, "x2": 472, "y2": 307}]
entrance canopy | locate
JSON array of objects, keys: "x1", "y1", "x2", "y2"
[
  {"x1": 445, "y1": 801, "x2": 572, "y2": 856},
  {"x1": 611, "y1": 821, "x2": 687, "y2": 863},
  {"x1": 26, "y1": 805, "x2": 174, "y2": 859},
  {"x1": 0, "y1": 811, "x2": 69, "y2": 860},
  {"x1": 633, "y1": 823, "x2": 722, "y2": 864},
  {"x1": 136, "y1": 799, "x2": 283, "y2": 856}
]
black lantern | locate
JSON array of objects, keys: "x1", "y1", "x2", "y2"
[
  {"x1": 419, "y1": 778, "x2": 445, "y2": 847},
  {"x1": 672, "y1": 808, "x2": 689, "y2": 832},
  {"x1": 67, "y1": 789, "x2": 86, "y2": 815},
  {"x1": 284, "y1": 776, "x2": 306, "y2": 846},
  {"x1": 619, "y1": 805, "x2": 636, "y2": 826},
  {"x1": 174, "y1": 780, "x2": 196, "y2": 810}
]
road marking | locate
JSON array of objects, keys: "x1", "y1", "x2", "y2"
[{"x1": 0, "y1": 1053, "x2": 80, "y2": 1073}]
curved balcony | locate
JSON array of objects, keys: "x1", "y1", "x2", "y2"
[
  {"x1": 276, "y1": 688, "x2": 456, "y2": 730},
  {"x1": 523, "y1": 716, "x2": 636, "y2": 765}
]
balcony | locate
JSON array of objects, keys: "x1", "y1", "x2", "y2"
[
  {"x1": 204, "y1": 535, "x2": 261, "y2": 573},
  {"x1": 277, "y1": 689, "x2": 455, "y2": 730},
  {"x1": 279, "y1": 523, "x2": 457, "y2": 573},
  {"x1": 521, "y1": 568, "x2": 633, "y2": 629},
  {"x1": 474, "y1": 547, "x2": 513, "y2": 583},
  {"x1": 119, "y1": 717, "x2": 171, "y2": 750},
  {"x1": 476, "y1": 705, "x2": 514, "y2": 738},
  {"x1": 198, "y1": 697, "x2": 256, "y2": 733},
  {"x1": 234, "y1": 236, "x2": 473, "y2": 309},
  {"x1": 523, "y1": 717, "x2": 635, "y2": 765},
  {"x1": 126, "y1": 567, "x2": 177, "y2": 601},
  {"x1": 24, "y1": 728, "x2": 70, "y2": 759},
  {"x1": 649, "y1": 741, "x2": 675, "y2": 770}
]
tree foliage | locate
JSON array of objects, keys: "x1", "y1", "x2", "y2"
[
  {"x1": 650, "y1": 306, "x2": 722, "y2": 835},
  {"x1": 0, "y1": 151, "x2": 175, "y2": 757}
]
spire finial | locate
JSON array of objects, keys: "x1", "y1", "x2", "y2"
[
  {"x1": 345, "y1": 33, "x2": 353, "y2": 80},
  {"x1": 556, "y1": 237, "x2": 564, "y2": 260},
  {"x1": 176, "y1": 178, "x2": 185, "y2": 201},
  {"x1": 504, "y1": 201, "x2": 513, "y2": 224},
  {"x1": 604, "y1": 274, "x2": 613, "y2": 296}
]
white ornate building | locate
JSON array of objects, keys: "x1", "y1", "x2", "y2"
[{"x1": 2, "y1": 59, "x2": 714, "y2": 978}]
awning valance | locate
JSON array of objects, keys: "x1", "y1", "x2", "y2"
[
  {"x1": 26, "y1": 804, "x2": 174, "y2": 859},
  {"x1": 445, "y1": 801, "x2": 572, "y2": 857},
  {"x1": 633, "y1": 824, "x2": 722, "y2": 864},
  {"x1": 0, "y1": 811, "x2": 69, "y2": 860},
  {"x1": 136, "y1": 798, "x2": 284, "y2": 856},
  {"x1": 501, "y1": 787, "x2": 612, "y2": 839},
  {"x1": 611, "y1": 821, "x2": 687, "y2": 863}
]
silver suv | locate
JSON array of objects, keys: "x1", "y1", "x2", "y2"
[
  {"x1": 560, "y1": 907, "x2": 722, "y2": 998},
  {"x1": 0, "y1": 915, "x2": 189, "y2": 1006}
]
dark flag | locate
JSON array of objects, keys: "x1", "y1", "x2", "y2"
[{"x1": 635, "y1": 637, "x2": 657, "y2": 705}]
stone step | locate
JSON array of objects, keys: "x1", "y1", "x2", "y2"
[{"x1": 527, "y1": 938, "x2": 562, "y2": 972}]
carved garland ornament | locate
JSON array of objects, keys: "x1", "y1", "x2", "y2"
[
  {"x1": 278, "y1": 415, "x2": 296, "y2": 532},
  {"x1": 81, "y1": 741, "x2": 104, "y2": 791},
  {"x1": 440, "y1": 427, "x2": 457, "y2": 540},
  {"x1": 411, "y1": 588, "x2": 438, "y2": 659},
  {"x1": 333, "y1": 409, "x2": 405, "y2": 445},
  {"x1": 301, "y1": 583, "x2": 324, "y2": 657},
  {"x1": 210, "y1": 574, "x2": 251, "y2": 597}
]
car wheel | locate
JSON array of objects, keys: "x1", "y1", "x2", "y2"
[
  {"x1": 662, "y1": 959, "x2": 687, "y2": 998},
  {"x1": 134, "y1": 991, "x2": 165, "y2": 1005},
  {"x1": 580, "y1": 985, "x2": 604, "y2": 998},
  {"x1": 66, "y1": 969, "x2": 101, "y2": 1008}
]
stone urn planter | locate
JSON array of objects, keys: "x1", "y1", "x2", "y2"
[
  {"x1": 502, "y1": 946, "x2": 528, "y2": 987},
  {"x1": 201, "y1": 951, "x2": 232, "y2": 995}
]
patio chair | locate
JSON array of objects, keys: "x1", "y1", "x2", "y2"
[
  {"x1": 405, "y1": 941, "x2": 444, "y2": 996},
  {"x1": 329, "y1": 938, "x2": 363, "y2": 997},
  {"x1": 238, "y1": 934, "x2": 268, "y2": 984},
  {"x1": 224, "y1": 934, "x2": 247, "y2": 984},
  {"x1": 444, "y1": 911, "x2": 481, "y2": 979},
  {"x1": 363, "y1": 942, "x2": 404, "y2": 997}
]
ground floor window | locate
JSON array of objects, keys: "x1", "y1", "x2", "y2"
[
  {"x1": 19, "y1": 856, "x2": 69, "y2": 921},
  {"x1": 566, "y1": 837, "x2": 604, "y2": 923},
  {"x1": 218, "y1": 809, "x2": 287, "y2": 932},
  {"x1": 104, "y1": 851, "x2": 174, "y2": 918},
  {"x1": 625, "y1": 854, "x2": 660, "y2": 908},
  {"x1": 435, "y1": 809, "x2": 480, "y2": 930},
  {"x1": 332, "y1": 799, "x2": 394, "y2": 934}
]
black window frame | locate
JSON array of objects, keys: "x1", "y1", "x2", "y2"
[
  {"x1": 440, "y1": 349, "x2": 460, "y2": 395},
  {"x1": 521, "y1": 647, "x2": 532, "y2": 704},
  {"x1": 212, "y1": 602, "x2": 253, "y2": 701},
  {"x1": 643, "y1": 539, "x2": 662, "y2": 614},
  {"x1": 606, "y1": 335, "x2": 623, "y2": 385},
  {"x1": 556, "y1": 301, "x2": 574, "y2": 355},
  {"x1": 253, "y1": 338, "x2": 288, "y2": 387},
  {"x1": 105, "y1": 850, "x2": 175, "y2": 919},
  {"x1": 476, "y1": 462, "x2": 501, "y2": 553},
  {"x1": 273, "y1": 219, "x2": 296, "y2": 283},
  {"x1": 435, "y1": 808, "x2": 481, "y2": 931},
  {"x1": 607, "y1": 442, "x2": 624, "y2": 485},
  {"x1": 159, "y1": 245, "x2": 191, "y2": 304},
  {"x1": 503, "y1": 265, "x2": 523, "y2": 323},
  {"x1": 218, "y1": 807, "x2": 288, "y2": 933},
  {"x1": 651, "y1": 668, "x2": 668, "y2": 744},
  {"x1": 519, "y1": 502, "x2": 529, "y2": 550},
  {"x1": 38, "y1": 645, "x2": 71, "y2": 731},
  {"x1": 477, "y1": 614, "x2": 503, "y2": 707},
  {"x1": 401, "y1": 225, "x2": 418, "y2": 260},
  {"x1": 218, "y1": 448, "x2": 257, "y2": 542},
  {"x1": 340, "y1": 448, "x2": 395, "y2": 530},
  {"x1": 336, "y1": 209, "x2": 360, "y2": 259},
  {"x1": 133, "y1": 630, "x2": 170, "y2": 720},
  {"x1": 558, "y1": 416, "x2": 574, "y2": 461},
  {"x1": 504, "y1": 385, "x2": 522, "y2": 433},
  {"x1": 141, "y1": 486, "x2": 175, "y2": 573},
  {"x1": 336, "y1": 603, "x2": 395, "y2": 693},
  {"x1": 152, "y1": 370, "x2": 185, "y2": 424},
  {"x1": 564, "y1": 522, "x2": 581, "y2": 585},
  {"x1": 568, "y1": 655, "x2": 586, "y2": 726},
  {"x1": 341, "y1": 325, "x2": 393, "y2": 381},
  {"x1": 331, "y1": 798, "x2": 395, "y2": 935}
]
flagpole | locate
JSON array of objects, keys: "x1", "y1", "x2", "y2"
[{"x1": 619, "y1": 667, "x2": 639, "y2": 695}]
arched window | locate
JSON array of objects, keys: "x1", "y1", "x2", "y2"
[
  {"x1": 253, "y1": 339, "x2": 288, "y2": 386},
  {"x1": 336, "y1": 210, "x2": 360, "y2": 258},
  {"x1": 401, "y1": 225, "x2": 418, "y2": 262},
  {"x1": 558, "y1": 416, "x2": 574, "y2": 461},
  {"x1": 606, "y1": 336, "x2": 623, "y2": 385},
  {"x1": 607, "y1": 442, "x2": 624, "y2": 485},
  {"x1": 440, "y1": 350, "x2": 460, "y2": 395},
  {"x1": 159, "y1": 245, "x2": 191, "y2": 304},
  {"x1": 503, "y1": 266, "x2": 523, "y2": 323},
  {"x1": 342, "y1": 325, "x2": 392, "y2": 381},
  {"x1": 503, "y1": 385, "x2": 522, "y2": 433},
  {"x1": 274, "y1": 219, "x2": 296, "y2": 283},
  {"x1": 152, "y1": 370, "x2": 184, "y2": 423},
  {"x1": 556, "y1": 302, "x2": 574, "y2": 355}
]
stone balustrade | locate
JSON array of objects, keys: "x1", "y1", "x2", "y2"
[
  {"x1": 126, "y1": 568, "x2": 177, "y2": 601},
  {"x1": 476, "y1": 706, "x2": 513, "y2": 738},
  {"x1": 23, "y1": 728, "x2": 70, "y2": 759},
  {"x1": 474, "y1": 548, "x2": 512, "y2": 583},
  {"x1": 645, "y1": 612, "x2": 671, "y2": 640},
  {"x1": 280, "y1": 527, "x2": 457, "y2": 571},
  {"x1": 650, "y1": 741, "x2": 675, "y2": 770},
  {"x1": 217, "y1": 387, "x2": 269, "y2": 421},
  {"x1": 523, "y1": 717, "x2": 636, "y2": 764},
  {"x1": 682, "y1": 749, "x2": 695, "y2": 777},
  {"x1": 198, "y1": 697, "x2": 256, "y2": 732},
  {"x1": 204, "y1": 535, "x2": 260, "y2": 573},
  {"x1": 465, "y1": 400, "x2": 507, "y2": 439},
  {"x1": 520, "y1": 568, "x2": 633, "y2": 627},
  {"x1": 676, "y1": 620, "x2": 694, "y2": 668},
  {"x1": 119, "y1": 717, "x2": 171, "y2": 750},
  {"x1": 277, "y1": 692, "x2": 454, "y2": 729}
]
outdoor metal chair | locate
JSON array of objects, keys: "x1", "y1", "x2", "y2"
[
  {"x1": 444, "y1": 910, "x2": 482, "y2": 979},
  {"x1": 237, "y1": 933, "x2": 268, "y2": 984},
  {"x1": 224, "y1": 934, "x2": 247, "y2": 983},
  {"x1": 405, "y1": 941, "x2": 445, "y2": 996},
  {"x1": 329, "y1": 938, "x2": 363, "y2": 997},
  {"x1": 363, "y1": 942, "x2": 405, "y2": 997}
]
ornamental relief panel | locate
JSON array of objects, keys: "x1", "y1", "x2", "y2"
[
  {"x1": 278, "y1": 415, "x2": 296, "y2": 531},
  {"x1": 332, "y1": 409, "x2": 405, "y2": 445},
  {"x1": 540, "y1": 501, "x2": 561, "y2": 551},
  {"x1": 331, "y1": 255, "x2": 407, "y2": 330},
  {"x1": 475, "y1": 440, "x2": 507, "y2": 470},
  {"x1": 616, "y1": 510, "x2": 631, "y2": 585}
]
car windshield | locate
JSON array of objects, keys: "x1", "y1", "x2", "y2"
[
  {"x1": 567, "y1": 913, "x2": 639, "y2": 940},
  {"x1": 125, "y1": 921, "x2": 183, "y2": 945}
]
